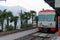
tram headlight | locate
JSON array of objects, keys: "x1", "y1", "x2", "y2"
[{"x1": 40, "y1": 23, "x2": 42, "y2": 25}]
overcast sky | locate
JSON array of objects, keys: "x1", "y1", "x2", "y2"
[{"x1": 0, "y1": 0, "x2": 53, "y2": 10}]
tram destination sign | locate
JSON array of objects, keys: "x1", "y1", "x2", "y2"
[{"x1": 55, "y1": 0, "x2": 60, "y2": 7}]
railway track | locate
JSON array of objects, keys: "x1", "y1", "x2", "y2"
[
  {"x1": 15, "y1": 32, "x2": 57, "y2": 40},
  {"x1": 31, "y1": 32, "x2": 57, "y2": 40}
]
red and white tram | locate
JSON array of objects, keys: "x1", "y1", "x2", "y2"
[{"x1": 38, "y1": 9, "x2": 56, "y2": 33}]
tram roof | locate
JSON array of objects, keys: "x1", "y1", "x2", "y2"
[{"x1": 40, "y1": 9, "x2": 55, "y2": 12}]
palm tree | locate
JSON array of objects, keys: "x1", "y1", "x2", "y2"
[
  {"x1": 0, "y1": 9, "x2": 13, "y2": 31},
  {"x1": 6, "y1": 11, "x2": 13, "y2": 27},
  {"x1": 0, "y1": 9, "x2": 6, "y2": 31},
  {"x1": 20, "y1": 12, "x2": 32, "y2": 28},
  {"x1": 23, "y1": 12, "x2": 31, "y2": 24},
  {"x1": 0, "y1": 10, "x2": 3, "y2": 31},
  {"x1": 11, "y1": 16, "x2": 19, "y2": 29},
  {"x1": 30, "y1": 10, "x2": 36, "y2": 26}
]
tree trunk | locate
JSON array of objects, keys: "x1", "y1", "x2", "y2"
[
  {"x1": 1, "y1": 18, "x2": 4, "y2": 31},
  {"x1": 20, "y1": 10, "x2": 23, "y2": 28},
  {"x1": 21, "y1": 18, "x2": 22, "y2": 28},
  {"x1": 7, "y1": 16, "x2": 9, "y2": 26},
  {"x1": 14, "y1": 21, "x2": 17, "y2": 30},
  {"x1": 32, "y1": 14, "x2": 33, "y2": 27},
  {"x1": 26, "y1": 19, "x2": 28, "y2": 24}
]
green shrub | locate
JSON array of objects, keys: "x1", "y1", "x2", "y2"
[
  {"x1": 27, "y1": 24, "x2": 33, "y2": 27},
  {"x1": 5, "y1": 25, "x2": 14, "y2": 31},
  {"x1": 21, "y1": 23, "x2": 33, "y2": 29},
  {"x1": 0, "y1": 30, "x2": 3, "y2": 32},
  {"x1": 21, "y1": 23, "x2": 27, "y2": 28}
]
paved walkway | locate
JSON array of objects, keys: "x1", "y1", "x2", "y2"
[{"x1": 0, "y1": 28, "x2": 38, "y2": 40}]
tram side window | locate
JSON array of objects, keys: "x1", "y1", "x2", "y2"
[{"x1": 54, "y1": 15, "x2": 56, "y2": 21}]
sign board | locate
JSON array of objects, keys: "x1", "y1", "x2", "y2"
[
  {"x1": 58, "y1": 16, "x2": 60, "y2": 36},
  {"x1": 55, "y1": 0, "x2": 60, "y2": 7},
  {"x1": 58, "y1": 16, "x2": 60, "y2": 28}
]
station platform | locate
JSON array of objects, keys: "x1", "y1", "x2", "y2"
[
  {"x1": 0, "y1": 28, "x2": 38, "y2": 40},
  {"x1": 56, "y1": 37, "x2": 60, "y2": 40}
]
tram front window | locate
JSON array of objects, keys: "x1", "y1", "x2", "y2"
[
  {"x1": 38, "y1": 15, "x2": 55, "y2": 21},
  {"x1": 45, "y1": 15, "x2": 55, "y2": 21}
]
